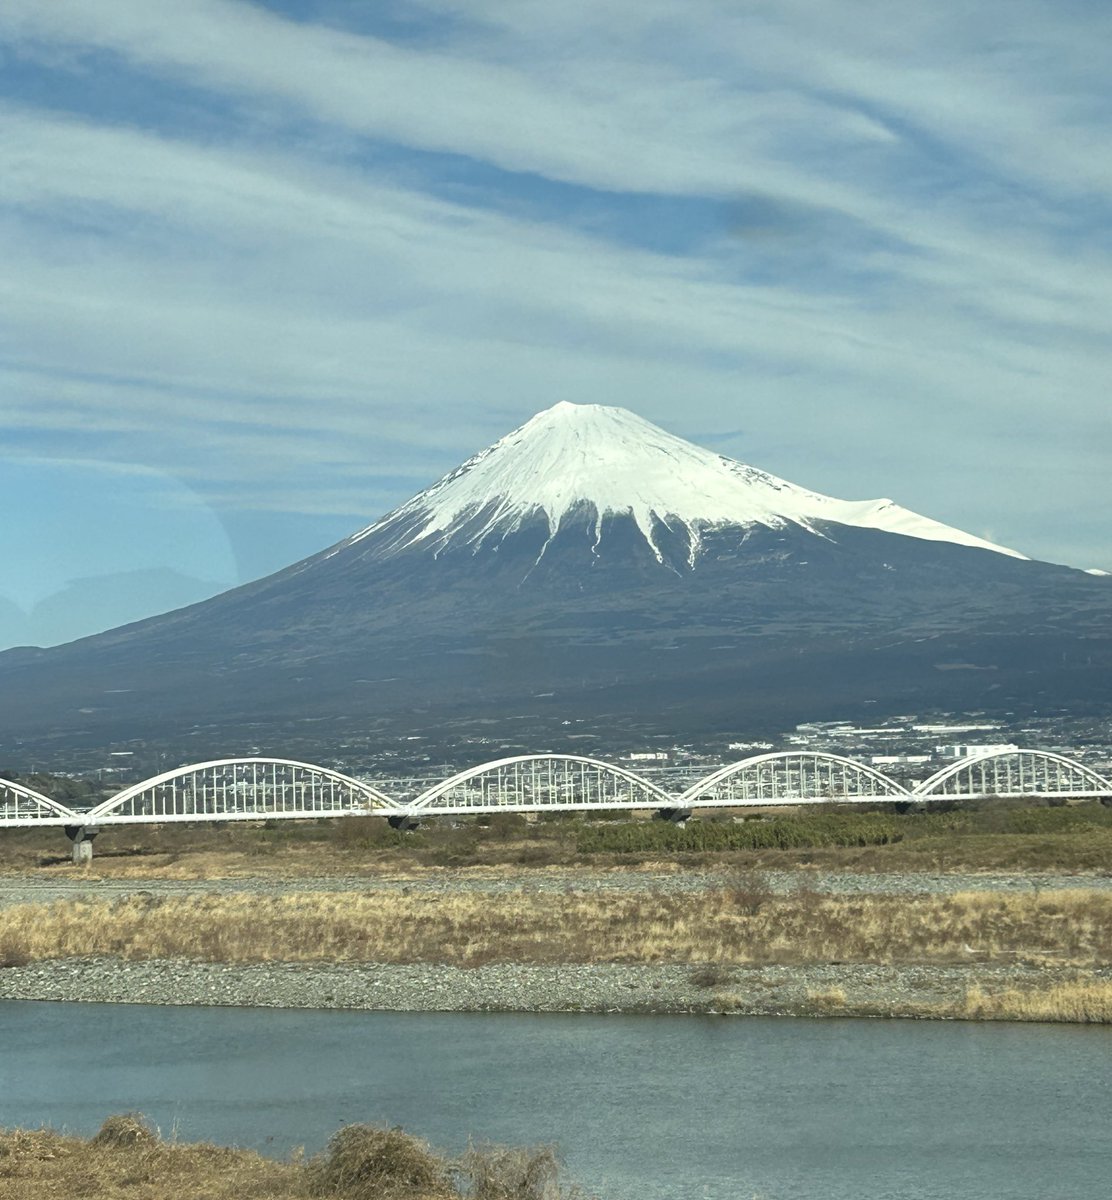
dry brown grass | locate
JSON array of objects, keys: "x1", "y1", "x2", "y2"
[
  {"x1": 963, "y1": 978, "x2": 1112, "y2": 1023},
  {"x1": 460, "y1": 1142, "x2": 573, "y2": 1200},
  {"x1": 0, "y1": 1117, "x2": 587, "y2": 1200},
  {"x1": 3, "y1": 886, "x2": 1111, "y2": 970},
  {"x1": 0, "y1": 1120, "x2": 306, "y2": 1200},
  {"x1": 806, "y1": 986, "x2": 849, "y2": 1012}
]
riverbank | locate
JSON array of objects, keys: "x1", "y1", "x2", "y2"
[
  {"x1": 2, "y1": 869, "x2": 1111, "y2": 1021},
  {"x1": 4, "y1": 954, "x2": 1112, "y2": 1020},
  {"x1": 0, "y1": 1114, "x2": 577, "y2": 1200}
]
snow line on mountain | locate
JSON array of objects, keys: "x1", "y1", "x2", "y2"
[{"x1": 344, "y1": 402, "x2": 1027, "y2": 564}]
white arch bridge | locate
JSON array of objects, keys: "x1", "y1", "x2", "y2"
[{"x1": 2, "y1": 749, "x2": 1110, "y2": 860}]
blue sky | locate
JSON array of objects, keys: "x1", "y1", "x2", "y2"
[{"x1": 2, "y1": 0, "x2": 1110, "y2": 647}]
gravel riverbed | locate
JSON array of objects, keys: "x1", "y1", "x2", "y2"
[
  {"x1": 3, "y1": 957, "x2": 1100, "y2": 1017},
  {"x1": 1, "y1": 867, "x2": 1106, "y2": 1018},
  {"x1": 2, "y1": 866, "x2": 1109, "y2": 909}
]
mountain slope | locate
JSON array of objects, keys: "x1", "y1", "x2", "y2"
[{"x1": 0, "y1": 403, "x2": 1108, "y2": 760}]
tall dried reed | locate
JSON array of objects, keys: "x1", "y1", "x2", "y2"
[
  {"x1": 964, "y1": 978, "x2": 1112, "y2": 1023},
  {"x1": 2, "y1": 887, "x2": 1110, "y2": 969}
]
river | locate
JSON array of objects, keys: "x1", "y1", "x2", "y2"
[{"x1": 2, "y1": 1001, "x2": 1109, "y2": 1199}]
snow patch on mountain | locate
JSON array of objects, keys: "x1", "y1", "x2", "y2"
[{"x1": 347, "y1": 402, "x2": 1027, "y2": 564}]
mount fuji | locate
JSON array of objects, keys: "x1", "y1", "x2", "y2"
[{"x1": 1, "y1": 402, "x2": 1109, "y2": 759}]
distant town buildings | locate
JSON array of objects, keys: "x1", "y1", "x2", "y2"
[{"x1": 936, "y1": 743, "x2": 1019, "y2": 760}]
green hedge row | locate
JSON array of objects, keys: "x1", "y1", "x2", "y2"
[
  {"x1": 573, "y1": 800, "x2": 1112, "y2": 855},
  {"x1": 575, "y1": 812, "x2": 904, "y2": 854},
  {"x1": 908, "y1": 803, "x2": 1112, "y2": 838}
]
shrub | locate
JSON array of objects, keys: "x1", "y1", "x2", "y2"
[
  {"x1": 512, "y1": 843, "x2": 565, "y2": 866},
  {"x1": 0, "y1": 936, "x2": 30, "y2": 969},
  {"x1": 310, "y1": 1124, "x2": 449, "y2": 1199},
  {"x1": 90, "y1": 1113, "x2": 158, "y2": 1149},
  {"x1": 330, "y1": 815, "x2": 409, "y2": 850},
  {"x1": 460, "y1": 1142, "x2": 566, "y2": 1200},
  {"x1": 475, "y1": 813, "x2": 529, "y2": 839},
  {"x1": 722, "y1": 869, "x2": 774, "y2": 915}
]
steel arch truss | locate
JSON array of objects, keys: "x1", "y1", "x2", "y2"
[
  {"x1": 915, "y1": 750, "x2": 1112, "y2": 800},
  {"x1": 0, "y1": 777, "x2": 81, "y2": 827},
  {"x1": 680, "y1": 752, "x2": 910, "y2": 807},
  {"x1": 84, "y1": 758, "x2": 401, "y2": 825},
  {"x1": 408, "y1": 754, "x2": 671, "y2": 815}
]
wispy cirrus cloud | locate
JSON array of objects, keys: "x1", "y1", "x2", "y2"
[{"x1": 1, "y1": 0, "x2": 1110, "y2": 645}]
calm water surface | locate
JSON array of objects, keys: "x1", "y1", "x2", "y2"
[{"x1": 2, "y1": 1001, "x2": 1110, "y2": 1200}]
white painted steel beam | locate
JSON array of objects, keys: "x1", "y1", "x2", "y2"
[
  {"x1": 915, "y1": 750, "x2": 1112, "y2": 798},
  {"x1": 83, "y1": 757, "x2": 401, "y2": 824},
  {"x1": 0, "y1": 777, "x2": 82, "y2": 828},
  {"x1": 408, "y1": 753, "x2": 670, "y2": 812},
  {"x1": 677, "y1": 751, "x2": 910, "y2": 807},
  {"x1": 2, "y1": 748, "x2": 1109, "y2": 831}
]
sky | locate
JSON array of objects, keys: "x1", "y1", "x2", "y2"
[{"x1": 2, "y1": 0, "x2": 1110, "y2": 648}]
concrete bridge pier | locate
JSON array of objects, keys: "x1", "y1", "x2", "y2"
[
  {"x1": 654, "y1": 807, "x2": 693, "y2": 824},
  {"x1": 64, "y1": 825, "x2": 98, "y2": 864}
]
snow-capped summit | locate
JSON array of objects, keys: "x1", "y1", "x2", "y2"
[{"x1": 346, "y1": 401, "x2": 1025, "y2": 566}]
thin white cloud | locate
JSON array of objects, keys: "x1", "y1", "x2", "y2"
[
  {"x1": 5, "y1": 105, "x2": 1110, "y2": 379},
  {"x1": 0, "y1": 0, "x2": 1109, "y2": 579},
  {"x1": 423, "y1": 0, "x2": 1112, "y2": 198},
  {"x1": 0, "y1": 0, "x2": 909, "y2": 204}
]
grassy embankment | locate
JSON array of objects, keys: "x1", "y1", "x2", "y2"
[
  {"x1": 3, "y1": 881, "x2": 1112, "y2": 1020},
  {"x1": 3, "y1": 799, "x2": 1112, "y2": 877},
  {"x1": 0, "y1": 1114, "x2": 583, "y2": 1200}
]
